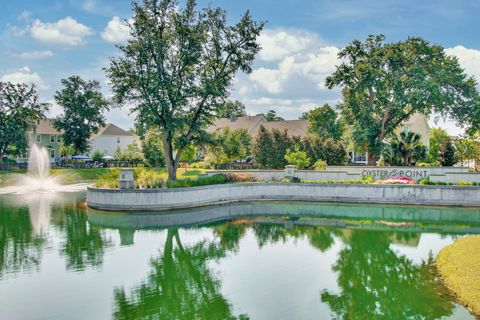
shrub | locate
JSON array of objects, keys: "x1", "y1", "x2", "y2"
[
  {"x1": 313, "y1": 159, "x2": 327, "y2": 171},
  {"x1": 361, "y1": 175, "x2": 375, "y2": 184},
  {"x1": 290, "y1": 176, "x2": 302, "y2": 183},
  {"x1": 223, "y1": 173, "x2": 256, "y2": 183},
  {"x1": 190, "y1": 161, "x2": 212, "y2": 169},
  {"x1": 418, "y1": 178, "x2": 435, "y2": 185},
  {"x1": 457, "y1": 180, "x2": 474, "y2": 186},
  {"x1": 95, "y1": 169, "x2": 120, "y2": 188},
  {"x1": 284, "y1": 146, "x2": 311, "y2": 169},
  {"x1": 135, "y1": 169, "x2": 164, "y2": 189},
  {"x1": 167, "y1": 174, "x2": 226, "y2": 188},
  {"x1": 92, "y1": 150, "x2": 105, "y2": 162}
]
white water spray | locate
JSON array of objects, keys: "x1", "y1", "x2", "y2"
[{"x1": 0, "y1": 144, "x2": 86, "y2": 194}]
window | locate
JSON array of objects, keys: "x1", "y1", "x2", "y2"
[
  {"x1": 36, "y1": 134, "x2": 41, "y2": 142},
  {"x1": 50, "y1": 149, "x2": 55, "y2": 159},
  {"x1": 56, "y1": 135, "x2": 61, "y2": 143},
  {"x1": 117, "y1": 137, "x2": 120, "y2": 143},
  {"x1": 50, "y1": 135, "x2": 55, "y2": 143}
]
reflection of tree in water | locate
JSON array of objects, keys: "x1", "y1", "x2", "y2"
[
  {"x1": 113, "y1": 228, "x2": 248, "y2": 320},
  {"x1": 251, "y1": 223, "x2": 338, "y2": 252},
  {"x1": 56, "y1": 209, "x2": 112, "y2": 271},
  {"x1": 0, "y1": 205, "x2": 46, "y2": 277},
  {"x1": 321, "y1": 230, "x2": 455, "y2": 320}
]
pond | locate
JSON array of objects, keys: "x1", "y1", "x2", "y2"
[{"x1": 0, "y1": 191, "x2": 478, "y2": 320}]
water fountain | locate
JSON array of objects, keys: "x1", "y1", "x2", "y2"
[{"x1": 0, "y1": 144, "x2": 86, "y2": 194}]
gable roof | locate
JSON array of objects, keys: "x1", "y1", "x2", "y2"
[
  {"x1": 207, "y1": 115, "x2": 266, "y2": 135},
  {"x1": 207, "y1": 115, "x2": 309, "y2": 138},
  {"x1": 33, "y1": 118, "x2": 63, "y2": 134},
  {"x1": 206, "y1": 115, "x2": 266, "y2": 135},
  {"x1": 89, "y1": 124, "x2": 134, "y2": 141},
  {"x1": 259, "y1": 119, "x2": 310, "y2": 137}
]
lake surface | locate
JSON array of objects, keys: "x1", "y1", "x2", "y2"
[{"x1": 0, "y1": 191, "x2": 478, "y2": 320}]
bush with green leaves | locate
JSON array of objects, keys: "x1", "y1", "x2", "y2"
[
  {"x1": 95, "y1": 169, "x2": 120, "y2": 188},
  {"x1": 167, "y1": 174, "x2": 226, "y2": 188},
  {"x1": 92, "y1": 150, "x2": 105, "y2": 162},
  {"x1": 313, "y1": 160, "x2": 327, "y2": 171},
  {"x1": 284, "y1": 146, "x2": 311, "y2": 169},
  {"x1": 134, "y1": 168, "x2": 164, "y2": 189}
]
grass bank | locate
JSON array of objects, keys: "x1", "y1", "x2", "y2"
[{"x1": 437, "y1": 235, "x2": 480, "y2": 317}]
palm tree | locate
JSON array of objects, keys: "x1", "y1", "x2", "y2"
[{"x1": 383, "y1": 131, "x2": 426, "y2": 166}]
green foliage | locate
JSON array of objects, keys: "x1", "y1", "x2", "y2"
[
  {"x1": 223, "y1": 173, "x2": 256, "y2": 183},
  {"x1": 313, "y1": 160, "x2": 327, "y2": 171},
  {"x1": 289, "y1": 176, "x2": 302, "y2": 183},
  {"x1": 326, "y1": 34, "x2": 480, "y2": 162},
  {"x1": 302, "y1": 104, "x2": 344, "y2": 141},
  {"x1": 429, "y1": 128, "x2": 451, "y2": 163},
  {"x1": 167, "y1": 174, "x2": 226, "y2": 188},
  {"x1": 135, "y1": 169, "x2": 164, "y2": 189},
  {"x1": 0, "y1": 81, "x2": 48, "y2": 160},
  {"x1": 141, "y1": 128, "x2": 165, "y2": 167},
  {"x1": 455, "y1": 134, "x2": 480, "y2": 171},
  {"x1": 105, "y1": 0, "x2": 264, "y2": 181},
  {"x1": 382, "y1": 131, "x2": 427, "y2": 166},
  {"x1": 117, "y1": 143, "x2": 144, "y2": 162},
  {"x1": 54, "y1": 75, "x2": 109, "y2": 154},
  {"x1": 263, "y1": 109, "x2": 284, "y2": 121},
  {"x1": 189, "y1": 161, "x2": 212, "y2": 169},
  {"x1": 206, "y1": 127, "x2": 252, "y2": 164},
  {"x1": 441, "y1": 140, "x2": 457, "y2": 166},
  {"x1": 284, "y1": 146, "x2": 311, "y2": 169},
  {"x1": 179, "y1": 144, "x2": 196, "y2": 163},
  {"x1": 95, "y1": 169, "x2": 120, "y2": 188},
  {"x1": 216, "y1": 100, "x2": 247, "y2": 119},
  {"x1": 92, "y1": 150, "x2": 105, "y2": 162},
  {"x1": 253, "y1": 126, "x2": 347, "y2": 169}
]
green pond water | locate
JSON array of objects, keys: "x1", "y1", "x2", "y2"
[{"x1": 0, "y1": 191, "x2": 478, "y2": 320}]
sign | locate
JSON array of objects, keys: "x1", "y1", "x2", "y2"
[{"x1": 361, "y1": 169, "x2": 428, "y2": 179}]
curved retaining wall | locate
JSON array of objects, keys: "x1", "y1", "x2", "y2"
[{"x1": 87, "y1": 183, "x2": 480, "y2": 211}]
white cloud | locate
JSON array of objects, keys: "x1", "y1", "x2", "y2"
[
  {"x1": 101, "y1": 16, "x2": 131, "y2": 44},
  {"x1": 249, "y1": 46, "x2": 340, "y2": 95},
  {"x1": 45, "y1": 99, "x2": 62, "y2": 118},
  {"x1": 30, "y1": 16, "x2": 94, "y2": 46},
  {"x1": 1, "y1": 66, "x2": 49, "y2": 90},
  {"x1": 15, "y1": 50, "x2": 54, "y2": 59},
  {"x1": 258, "y1": 28, "x2": 325, "y2": 61},
  {"x1": 445, "y1": 45, "x2": 480, "y2": 85}
]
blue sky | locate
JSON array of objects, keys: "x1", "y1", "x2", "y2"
[{"x1": 1, "y1": 0, "x2": 480, "y2": 134}]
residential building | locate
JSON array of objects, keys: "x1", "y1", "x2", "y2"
[
  {"x1": 88, "y1": 124, "x2": 139, "y2": 157},
  {"x1": 21, "y1": 119, "x2": 138, "y2": 162},
  {"x1": 206, "y1": 115, "x2": 309, "y2": 138},
  {"x1": 26, "y1": 119, "x2": 63, "y2": 162},
  {"x1": 208, "y1": 112, "x2": 430, "y2": 165}
]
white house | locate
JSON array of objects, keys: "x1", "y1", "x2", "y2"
[{"x1": 88, "y1": 124, "x2": 139, "y2": 157}]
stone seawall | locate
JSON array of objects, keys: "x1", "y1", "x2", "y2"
[{"x1": 87, "y1": 183, "x2": 480, "y2": 211}]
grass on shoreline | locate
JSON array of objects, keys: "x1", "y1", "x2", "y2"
[{"x1": 436, "y1": 235, "x2": 480, "y2": 317}]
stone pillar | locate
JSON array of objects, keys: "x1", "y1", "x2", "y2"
[
  {"x1": 119, "y1": 168, "x2": 134, "y2": 189},
  {"x1": 285, "y1": 165, "x2": 296, "y2": 179}
]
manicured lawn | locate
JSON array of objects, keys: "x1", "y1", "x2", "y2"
[
  {"x1": 437, "y1": 235, "x2": 480, "y2": 317},
  {"x1": 0, "y1": 167, "x2": 208, "y2": 187}
]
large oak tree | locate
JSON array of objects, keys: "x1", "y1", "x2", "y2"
[
  {"x1": 54, "y1": 76, "x2": 109, "y2": 154},
  {"x1": 326, "y1": 35, "x2": 480, "y2": 164},
  {"x1": 106, "y1": 0, "x2": 264, "y2": 180},
  {"x1": 0, "y1": 82, "x2": 48, "y2": 162}
]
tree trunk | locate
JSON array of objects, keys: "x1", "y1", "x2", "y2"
[{"x1": 367, "y1": 152, "x2": 376, "y2": 166}]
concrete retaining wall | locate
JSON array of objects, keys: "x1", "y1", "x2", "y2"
[
  {"x1": 205, "y1": 170, "x2": 361, "y2": 181},
  {"x1": 87, "y1": 183, "x2": 480, "y2": 211}
]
